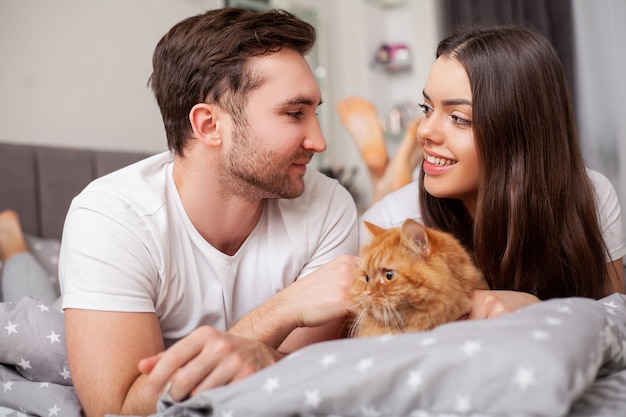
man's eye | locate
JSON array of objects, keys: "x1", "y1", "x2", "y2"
[{"x1": 287, "y1": 111, "x2": 303, "y2": 118}]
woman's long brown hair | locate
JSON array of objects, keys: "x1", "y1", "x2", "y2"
[{"x1": 419, "y1": 25, "x2": 609, "y2": 300}]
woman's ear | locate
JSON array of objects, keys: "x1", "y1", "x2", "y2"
[{"x1": 189, "y1": 103, "x2": 222, "y2": 147}]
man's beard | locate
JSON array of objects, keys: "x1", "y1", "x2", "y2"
[{"x1": 220, "y1": 123, "x2": 312, "y2": 200}]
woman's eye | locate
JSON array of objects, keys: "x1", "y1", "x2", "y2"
[
  {"x1": 451, "y1": 114, "x2": 471, "y2": 127},
  {"x1": 418, "y1": 103, "x2": 432, "y2": 116},
  {"x1": 384, "y1": 270, "x2": 395, "y2": 281}
]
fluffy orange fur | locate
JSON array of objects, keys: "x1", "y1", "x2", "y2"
[{"x1": 350, "y1": 219, "x2": 488, "y2": 337}]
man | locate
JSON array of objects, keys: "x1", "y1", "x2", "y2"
[{"x1": 59, "y1": 8, "x2": 359, "y2": 417}]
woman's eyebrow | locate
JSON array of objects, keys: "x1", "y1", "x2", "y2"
[{"x1": 422, "y1": 90, "x2": 472, "y2": 107}]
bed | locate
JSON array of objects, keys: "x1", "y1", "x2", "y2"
[
  {"x1": 1, "y1": 142, "x2": 626, "y2": 417},
  {"x1": 1, "y1": 294, "x2": 626, "y2": 417},
  {"x1": 0, "y1": 142, "x2": 152, "y2": 241},
  {"x1": 0, "y1": 141, "x2": 150, "y2": 415}
]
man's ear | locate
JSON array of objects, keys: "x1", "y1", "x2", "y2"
[{"x1": 189, "y1": 103, "x2": 222, "y2": 147}]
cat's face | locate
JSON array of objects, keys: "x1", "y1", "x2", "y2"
[
  {"x1": 351, "y1": 221, "x2": 432, "y2": 328},
  {"x1": 350, "y1": 219, "x2": 486, "y2": 336}
]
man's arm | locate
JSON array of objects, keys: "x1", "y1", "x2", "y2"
[
  {"x1": 139, "y1": 254, "x2": 360, "y2": 402},
  {"x1": 230, "y1": 254, "x2": 359, "y2": 351},
  {"x1": 65, "y1": 309, "x2": 164, "y2": 417}
]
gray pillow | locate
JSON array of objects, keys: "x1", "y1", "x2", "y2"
[{"x1": 153, "y1": 294, "x2": 626, "y2": 417}]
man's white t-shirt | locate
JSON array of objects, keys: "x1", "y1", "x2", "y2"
[
  {"x1": 360, "y1": 169, "x2": 626, "y2": 263},
  {"x1": 60, "y1": 151, "x2": 358, "y2": 347}
]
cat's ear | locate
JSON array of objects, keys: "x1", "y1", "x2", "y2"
[
  {"x1": 401, "y1": 219, "x2": 430, "y2": 255},
  {"x1": 363, "y1": 221, "x2": 385, "y2": 237}
]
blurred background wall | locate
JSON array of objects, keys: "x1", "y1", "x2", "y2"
[{"x1": 1, "y1": 0, "x2": 623, "y2": 217}]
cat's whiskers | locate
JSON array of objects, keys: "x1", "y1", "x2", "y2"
[
  {"x1": 349, "y1": 308, "x2": 368, "y2": 338},
  {"x1": 382, "y1": 302, "x2": 407, "y2": 334}
]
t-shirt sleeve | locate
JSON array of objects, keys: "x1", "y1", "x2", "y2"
[
  {"x1": 59, "y1": 190, "x2": 159, "y2": 312},
  {"x1": 589, "y1": 170, "x2": 626, "y2": 262},
  {"x1": 295, "y1": 173, "x2": 359, "y2": 279},
  {"x1": 358, "y1": 181, "x2": 421, "y2": 251}
]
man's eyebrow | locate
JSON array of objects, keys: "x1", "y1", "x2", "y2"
[
  {"x1": 281, "y1": 94, "x2": 323, "y2": 107},
  {"x1": 423, "y1": 90, "x2": 472, "y2": 107}
]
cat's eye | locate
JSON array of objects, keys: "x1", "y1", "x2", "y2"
[
  {"x1": 365, "y1": 274, "x2": 370, "y2": 283},
  {"x1": 384, "y1": 270, "x2": 395, "y2": 281}
]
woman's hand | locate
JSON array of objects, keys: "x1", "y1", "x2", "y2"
[{"x1": 468, "y1": 290, "x2": 540, "y2": 319}]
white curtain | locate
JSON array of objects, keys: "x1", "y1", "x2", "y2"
[{"x1": 573, "y1": 0, "x2": 626, "y2": 237}]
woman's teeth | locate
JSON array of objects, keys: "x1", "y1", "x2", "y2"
[{"x1": 425, "y1": 154, "x2": 455, "y2": 166}]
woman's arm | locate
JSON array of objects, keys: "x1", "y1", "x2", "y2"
[
  {"x1": 607, "y1": 258, "x2": 625, "y2": 295},
  {"x1": 467, "y1": 290, "x2": 540, "y2": 319}
]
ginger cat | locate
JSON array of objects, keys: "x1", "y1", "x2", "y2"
[{"x1": 350, "y1": 219, "x2": 488, "y2": 337}]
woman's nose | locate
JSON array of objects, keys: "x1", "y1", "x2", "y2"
[{"x1": 416, "y1": 113, "x2": 442, "y2": 145}]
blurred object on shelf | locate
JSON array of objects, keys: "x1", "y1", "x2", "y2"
[
  {"x1": 383, "y1": 100, "x2": 422, "y2": 138},
  {"x1": 371, "y1": 43, "x2": 412, "y2": 73},
  {"x1": 365, "y1": 0, "x2": 409, "y2": 8},
  {"x1": 319, "y1": 165, "x2": 362, "y2": 207}
]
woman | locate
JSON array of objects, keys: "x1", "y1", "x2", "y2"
[
  {"x1": 0, "y1": 210, "x2": 61, "y2": 307},
  {"x1": 361, "y1": 25, "x2": 625, "y2": 317}
]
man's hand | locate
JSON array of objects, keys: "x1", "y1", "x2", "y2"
[
  {"x1": 468, "y1": 290, "x2": 540, "y2": 319},
  {"x1": 139, "y1": 326, "x2": 281, "y2": 401},
  {"x1": 139, "y1": 254, "x2": 361, "y2": 402},
  {"x1": 282, "y1": 254, "x2": 361, "y2": 328}
]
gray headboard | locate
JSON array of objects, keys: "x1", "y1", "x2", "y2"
[{"x1": 0, "y1": 142, "x2": 153, "y2": 240}]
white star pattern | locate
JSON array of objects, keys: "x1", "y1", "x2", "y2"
[
  {"x1": 39, "y1": 382, "x2": 50, "y2": 388},
  {"x1": 4, "y1": 320, "x2": 18, "y2": 335},
  {"x1": 356, "y1": 357, "x2": 374, "y2": 373},
  {"x1": 360, "y1": 405, "x2": 381, "y2": 416},
  {"x1": 320, "y1": 354, "x2": 336, "y2": 367},
  {"x1": 407, "y1": 369, "x2": 423, "y2": 389},
  {"x1": 379, "y1": 334, "x2": 394, "y2": 343},
  {"x1": 48, "y1": 404, "x2": 61, "y2": 417},
  {"x1": 60, "y1": 367, "x2": 71, "y2": 380},
  {"x1": 603, "y1": 300, "x2": 619, "y2": 309},
  {"x1": 461, "y1": 340, "x2": 482, "y2": 356},
  {"x1": 38, "y1": 304, "x2": 50, "y2": 312},
  {"x1": 455, "y1": 395, "x2": 471, "y2": 413},
  {"x1": 263, "y1": 377, "x2": 280, "y2": 394},
  {"x1": 286, "y1": 351, "x2": 302, "y2": 361},
  {"x1": 221, "y1": 411, "x2": 233, "y2": 417},
  {"x1": 557, "y1": 305, "x2": 573, "y2": 314},
  {"x1": 513, "y1": 367, "x2": 536, "y2": 391},
  {"x1": 419, "y1": 337, "x2": 436, "y2": 347},
  {"x1": 3, "y1": 381, "x2": 14, "y2": 392},
  {"x1": 305, "y1": 389, "x2": 321, "y2": 408},
  {"x1": 530, "y1": 330, "x2": 550, "y2": 340},
  {"x1": 47, "y1": 330, "x2": 61, "y2": 344},
  {"x1": 545, "y1": 316, "x2": 563, "y2": 326},
  {"x1": 18, "y1": 358, "x2": 32, "y2": 369}
]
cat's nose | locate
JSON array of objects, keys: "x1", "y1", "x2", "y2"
[{"x1": 364, "y1": 290, "x2": 372, "y2": 297}]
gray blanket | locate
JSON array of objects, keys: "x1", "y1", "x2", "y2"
[{"x1": 2, "y1": 294, "x2": 626, "y2": 417}]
